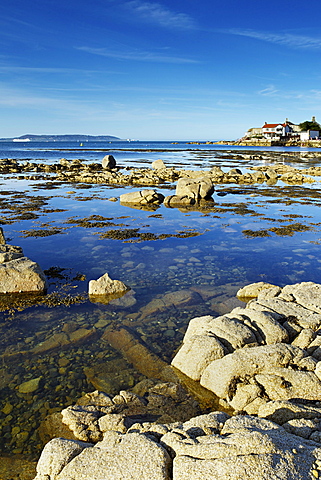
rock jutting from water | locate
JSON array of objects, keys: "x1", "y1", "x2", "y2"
[
  {"x1": 101, "y1": 154, "x2": 116, "y2": 170},
  {"x1": 88, "y1": 272, "x2": 129, "y2": 296},
  {"x1": 0, "y1": 227, "x2": 47, "y2": 294},
  {"x1": 1, "y1": 156, "x2": 320, "y2": 188}
]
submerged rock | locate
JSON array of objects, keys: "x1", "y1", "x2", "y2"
[
  {"x1": 139, "y1": 289, "x2": 202, "y2": 319},
  {"x1": 18, "y1": 377, "x2": 42, "y2": 394}
]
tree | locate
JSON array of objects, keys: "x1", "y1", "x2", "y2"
[{"x1": 299, "y1": 120, "x2": 321, "y2": 132}]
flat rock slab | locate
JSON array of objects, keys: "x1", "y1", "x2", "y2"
[
  {"x1": 120, "y1": 190, "x2": 164, "y2": 205},
  {"x1": 0, "y1": 256, "x2": 47, "y2": 293}
]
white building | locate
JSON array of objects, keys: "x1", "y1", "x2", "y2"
[
  {"x1": 300, "y1": 130, "x2": 320, "y2": 141},
  {"x1": 262, "y1": 123, "x2": 292, "y2": 139}
]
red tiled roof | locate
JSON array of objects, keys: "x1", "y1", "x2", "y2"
[{"x1": 262, "y1": 123, "x2": 282, "y2": 129}]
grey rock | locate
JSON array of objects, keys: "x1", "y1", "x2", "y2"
[
  {"x1": 282, "y1": 418, "x2": 319, "y2": 439},
  {"x1": 257, "y1": 400, "x2": 321, "y2": 424},
  {"x1": 152, "y1": 159, "x2": 166, "y2": 170},
  {"x1": 175, "y1": 177, "x2": 214, "y2": 200},
  {"x1": 88, "y1": 273, "x2": 129, "y2": 296},
  {"x1": 164, "y1": 195, "x2": 195, "y2": 207},
  {"x1": 0, "y1": 226, "x2": 5, "y2": 244},
  {"x1": 181, "y1": 313, "x2": 258, "y2": 352},
  {"x1": 61, "y1": 404, "x2": 107, "y2": 442},
  {"x1": 249, "y1": 297, "x2": 321, "y2": 330},
  {"x1": 292, "y1": 328, "x2": 316, "y2": 349},
  {"x1": 171, "y1": 334, "x2": 225, "y2": 381},
  {"x1": 0, "y1": 244, "x2": 24, "y2": 263},
  {"x1": 181, "y1": 412, "x2": 230, "y2": 436},
  {"x1": 255, "y1": 368, "x2": 321, "y2": 401},
  {"x1": 98, "y1": 413, "x2": 127, "y2": 433},
  {"x1": 34, "y1": 438, "x2": 92, "y2": 480},
  {"x1": 229, "y1": 383, "x2": 262, "y2": 412},
  {"x1": 120, "y1": 189, "x2": 164, "y2": 205},
  {"x1": 282, "y1": 281, "x2": 321, "y2": 314},
  {"x1": 55, "y1": 432, "x2": 171, "y2": 480},
  {"x1": 236, "y1": 282, "x2": 279, "y2": 299},
  {"x1": 200, "y1": 343, "x2": 302, "y2": 400},
  {"x1": 226, "y1": 307, "x2": 289, "y2": 344},
  {"x1": 0, "y1": 256, "x2": 47, "y2": 293},
  {"x1": 102, "y1": 155, "x2": 116, "y2": 169},
  {"x1": 171, "y1": 415, "x2": 321, "y2": 480}
]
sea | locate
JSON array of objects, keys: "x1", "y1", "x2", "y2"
[{"x1": 1, "y1": 139, "x2": 321, "y2": 468}]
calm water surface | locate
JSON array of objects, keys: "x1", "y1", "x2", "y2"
[{"x1": 1, "y1": 140, "x2": 321, "y2": 465}]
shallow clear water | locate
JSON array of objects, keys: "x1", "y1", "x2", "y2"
[{"x1": 1, "y1": 141, "x2": 321, "y2": 465}]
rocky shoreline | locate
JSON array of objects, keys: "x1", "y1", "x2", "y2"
[
  {"x1": 1, "y1": 153, "x2": 321, "y2": 188},
  {"x1": 32, "y1": 281, "x2": 321, "y2": 479},
  {"x1": 1, "y1": 151, "x2": 321, "y2": 478}
]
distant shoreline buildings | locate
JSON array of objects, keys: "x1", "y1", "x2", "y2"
[{"x1": 243, "y1": 116, "x2": 320, "y2": 142}]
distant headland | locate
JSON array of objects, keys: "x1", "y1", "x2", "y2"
[{"x1": 0, "y1": 134, "x2": 121, "y2": 142}]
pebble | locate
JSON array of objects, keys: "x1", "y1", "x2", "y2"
[
  {"x1": 2, "y1": 402, "x2": 13, "y2": 415},
  {"x1": 18, "y1": 377, "x2": 42, "y2": 394}
]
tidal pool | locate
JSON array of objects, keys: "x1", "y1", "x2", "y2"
[{"x1": 1, "y1": 148, "x2": 321, "y2": 474}]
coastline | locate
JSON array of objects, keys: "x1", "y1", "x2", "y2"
[
  {"x1": 214, "y1": 139, "x2": 321, "y2": 148},
  {"x1": 2, "y1": 144, "x2": 321, "y2": 478}
]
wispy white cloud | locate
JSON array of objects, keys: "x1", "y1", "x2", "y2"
[
  {"x1": 256, "y1": 85, "x2": 321, "y2": 105},
  {"x1": 227, "y1": 29, "x2": 321, "y2": 49},
  {"x1": 123, "y1": 1, "x2": 196, "y2": 30},
  {"x1": 258, "y1": 85, "x2": 279, "y2": 97},
  {"x1": 77, "y1": 46, "x2": 199, "y2": 64}
]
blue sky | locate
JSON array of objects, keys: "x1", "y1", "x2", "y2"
[{"x1": 1, "y1": 0, "x2": 320, "y2": 140}]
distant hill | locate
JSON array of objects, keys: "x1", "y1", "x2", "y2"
[{"x1": 0, "y1": 134, "x2": 121, "y2": 142}]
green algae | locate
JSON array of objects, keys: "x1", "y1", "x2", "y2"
[
  {"x1": 242, "y1": 222, "x2": 314, "y2": 238},
  {"x1": 19, "y1": 228, "x2": 65, "y2": 238},
  {"x1": 242, "y1": 229, "x2": 272, "y2": 238},
  {"x1": 269, "y1": 223, "x2": 314, "y2": 236}
]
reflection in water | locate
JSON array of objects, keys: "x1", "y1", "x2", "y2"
[{"x1": 1, "y1": 146, "x2": 321, "y2": 475}]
